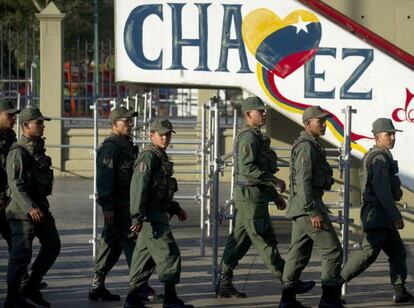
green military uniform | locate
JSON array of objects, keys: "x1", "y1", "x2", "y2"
[
  {"x1": 6, "y1": 108, "x2": 60, "y2": 308},
  {"x1": 126, "y1": 119, "x2": 193, "y2": 308},
  {"x1": 341, "y1": 118, "x2": 414, "y2": 304},
  {"x1": 128, "y1": 142, "x2": 181, "y2": 288},
  {"x1": 90, "y1": 132, "x2": 138, "y2": 299},
  {"x1": 283, "y1": 131, "x2": 342, "y2": 283},
  {"x1": 0, "y1": 100, "x2": 20, "y2": 249},
  {"x1": 220, "y1": 124, "x2": 284, "y2": 279},
  {"x1": 281, "y1": 106, "x2": 343, "y2": 308},
  {"x1": 0, "y1": 127, "x2": 17, "y2": 248}
]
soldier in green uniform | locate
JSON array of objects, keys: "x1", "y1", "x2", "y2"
[
  {"x1": 341, "y1": 118, "x2": 414, "y2": 304},
  {"x1": 5, "y1": 107, "x2": 60, "y2": 308},
  {"x1": 216, "y1": 96, "x2": 314, "y2": 299},
  {"x1": 124, "y1": 119, "x2": 193, "y2": 308},
  {"x1": 0, "y1": 100, "x2": 20, "y2": 249},
  {"x1": 89, "y1": 106, "x2": 158, "y2": 302},
  {"x1": 280, "y1": 106, "x2": 344, "y2": 308}
]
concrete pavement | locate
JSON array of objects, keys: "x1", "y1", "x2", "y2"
[{"x1": 1, "y1": 178, "x2": 414, "y2": 307}]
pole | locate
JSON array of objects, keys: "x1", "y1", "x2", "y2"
[
  {"x1": 229, "y1": 106, "x2": 238, "y2": 234},
  {"x1": 200, "y1": 103, "x2": 206, "y2": 257},
  {"x1": 16, "y1": 93, "x2": 21, "y2": 139},
  {"x1": 133, "y1": 93, "x2": 139, "y2": 140},
  {"x1": 211, "y1": 96, "x2": 220, "y2": 289},
  {"x1": 92, "y1": 0, "x2": 99, "y2": 259},
  {"x1": 341, "y1": 105, "x2": 356, "y2": 294}
]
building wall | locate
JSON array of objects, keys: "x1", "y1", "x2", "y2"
[{"x1": 322, "y1": 0, "x2": 414, "y2": 54}]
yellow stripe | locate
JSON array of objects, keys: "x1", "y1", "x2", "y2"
[
  {"x1": 242, "y1": 9, "x2": 320, "y2": 55},
  {"x1": 257, "y1": 63, "x2": 367, "y2": 154},
  {"x1": 284, "y1": 10, "x2": 320, "y2": 24},
  {"x1": 242, "y1": 9, "x2": 281, "y2": 54}
]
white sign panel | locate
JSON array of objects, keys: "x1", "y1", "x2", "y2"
[{"x1": 115, "y1": 0, "x2": 414, "y2": 191}]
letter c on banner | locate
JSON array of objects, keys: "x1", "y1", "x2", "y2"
[{"x1": 124, "y1": 4, "x2": 163, "y2": 70}]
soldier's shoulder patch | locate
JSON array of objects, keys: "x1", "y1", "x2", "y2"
[
  {"x1": 139, "y1": 161, "x2": 147, "y2": 173},
  {"x1": 102, "y1": 154, "x2": 113, "y2": 168},
  {"x1": 241, "y1": 144, "x2": 250, "y2": 156},
  {"x1": 301, "y1": 155, "x2": 309, "y2": 165}
]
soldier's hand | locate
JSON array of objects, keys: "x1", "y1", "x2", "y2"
[
  {"x1": 274, "y1": 178, "x2": 286, "y2": 193},
  {"x1": 103, "y1": 211, "x2": 115, "y2": 225},
  {"x1": 394, "y1": 219, "x2": 405, "y2": 230},
  {"x1": 176, "y1": 208, "x2": 187, "y2": 222},
  {"x1": 130, "y1": 224, "x2": 142, "y2": 233},
  {"x1": 274, "y1": 196, "x2": 286, "y2": 210},
  {"x1": 311, "y1": 215, "x2": 324, "y2": 229},
  {"x1": 29, "y1": 208, "x2": 44, "y2": 223}
]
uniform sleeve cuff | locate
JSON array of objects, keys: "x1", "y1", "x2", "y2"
[
  {"x1": 308, "y1": 208, "x2": 322, "y2": 217},
  {"x1": 132, "y1": 217, "x2": 143, "y2": 225}
]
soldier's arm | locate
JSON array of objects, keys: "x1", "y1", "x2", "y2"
[
  {"x1": 130, "y1": 151, "x2": 154, "y2": 225},
  {"x1": 237, "y1": 132, "x2": 273, "y2": 183},
  {"x1": 371, "y1": 156, "x2": 402, "y2": 223},
  {"x1": 6, "y1": 149, "x2": 37, "y2": 213},
  {"x1": 96, "y1": 142, "x2": 119, "y2": 212},
  {"x1": 294, "y1": 143, "x2": 321, "y2": 217},
  {"x1": 0, "y1": 167, "x2": 7, "y2": 202}
]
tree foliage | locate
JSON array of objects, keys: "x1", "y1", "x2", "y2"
[{"x1": 0, "y1": 0, "x2": 114, "y2": 44}]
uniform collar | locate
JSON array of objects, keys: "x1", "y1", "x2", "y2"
[
  {"x1": 300, "y1": 130, "x2": 318, "y2": 142},
  {"x1": 150, "y1": 142, "x2": 167, "y2": 155},
  {"x1": 244, "y1": 124, "x2": 261, "y2": 134},
  {"x1": 372, "y1": 145, "x2": 392, "y2": 157}
]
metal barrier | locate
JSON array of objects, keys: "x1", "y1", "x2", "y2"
[{"x1": 202, "y1": 101, "x2": 357, "y2": 290}]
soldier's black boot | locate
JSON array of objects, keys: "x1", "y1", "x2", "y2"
[
  {"x1": 163, "y1": 283, "x2": 194, "y2": 308},
  {"x1": 88, "y1": 272, "x2": 121, "y2": 301},
  {"x1": 318, "y1": 285, "x2": 345, "y2": 308},
  {"x1": 20, "y1": 271, "x2": 47, "y2": 292},
  {"x1": 124, "y1": 288, "x2": 147, "y2": 308},
  {"x1": 294, "y1": 280, "x2": 316, "y2": 294},
  {"x1": 279, "y1": 285, "x2": 310, "y2": 308},
  {"x1": 21, "y1": 274, "x2": 51, "y2": 307},
  {"x1": 215, "y1": 271, "x2": 247, "y2": 298},
  {"x1": 393, "y1": 284, "x2": 414, "y2": 303},
  {"x1": 4, "y1": 285, "x2": 36, "y2": 308},
  {"x1": 139, "y1": 281, "x2": 164, "y2": 302}
]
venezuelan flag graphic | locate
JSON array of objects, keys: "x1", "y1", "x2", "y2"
[
  {"x1": 243, "y1": 9, "x2": 370, "y2": 152},
  {"x1": 243, "y1": 9, "x2": 321, "y2": 78}
]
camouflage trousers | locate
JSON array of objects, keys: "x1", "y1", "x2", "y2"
[
  {"x1": 7, "y1": 214, "x2": 60, "y2": 288},
  {"x1": 220, "y1": 202, "x2": 285, "y2": 280},
  {"x1": 341, "y1": 228, "x2": 407, "y2": 285},
  {"x1": 129, "y1": 221, "x2": 180, "y2": 290},
  {"x1": 283, "y1": 214, "x2": 343, "y2": 287},
  {"x1": 94, "y1": 207, "x2": 136, "y2": 275}
]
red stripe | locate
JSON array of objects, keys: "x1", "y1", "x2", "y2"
[
  {"x1": 298, "y1": 0, "x2": 414, "y2": 69},
  {"x1": 272, "y1": 49, "x2": 317, "y2": 78},
  {"x1": 265, "y1": 68, "x2": 371, "y2": 141}
]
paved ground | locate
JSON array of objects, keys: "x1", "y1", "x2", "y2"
[{"x1": 1, "y1": 178, "x2": 414, "y2": 308}]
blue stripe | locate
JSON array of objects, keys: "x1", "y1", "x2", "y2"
[
  {"x1": 260, "y1": 66, "x2": 344, "y2": 135},
  {"x1": 256, "y1": 23, "x2": 321, "y2": 70}
]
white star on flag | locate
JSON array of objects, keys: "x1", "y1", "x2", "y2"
[{"x1": 293, "y1": 16, "x2": 311, "y2": 34}]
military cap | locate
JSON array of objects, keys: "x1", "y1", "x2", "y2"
[
  {"x1": 372, "y1": 118, "x2": 402, "y2": 134},
  {"x1": 19, "y1": 106, "x2": 51, "y2": 123},
  {"x1": 110, "y1": 106, "x2": 138, "y2": 123},
  {"x1": 150, "y1": 119, "x2": 176, "y2": 134},
  {"x1": 241, "y1": 96, "x2": 268, "y2": 112},
  {"x1": 0, "y1": 100, "x2": 20, "y2": 114},
  {"x1": 302, "y1": 105, "x2": 330, "y2": 123}
]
